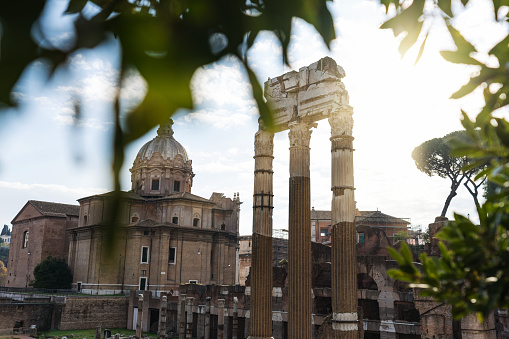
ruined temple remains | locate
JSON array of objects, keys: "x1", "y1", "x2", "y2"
[{"x1": 249, "y1": 57, "x2": 357, "y2": 339}]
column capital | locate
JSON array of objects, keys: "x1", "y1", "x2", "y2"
[
  {"x1": 288, "y1": 121, "x2": 316, "y2": 149},
  {"x1": 254, "y1": 128, "x2": 274, "y2": 157},
  {"x1": 329, "y1": 105, "x2": 354, "y2": 138}
]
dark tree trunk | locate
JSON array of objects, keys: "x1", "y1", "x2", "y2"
[
  {"x1": 441, "y1": 174, "x2": 467, "y2": 217},
  {"x1": 441, "y1": 190, "x2": 457, "y2": 217}
]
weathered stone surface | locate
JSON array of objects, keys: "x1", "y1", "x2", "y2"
[{"x1": 264, "y1": 57, "x2": 349, "y2": 132}]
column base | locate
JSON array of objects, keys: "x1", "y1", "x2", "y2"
[
  {"x1": 247, "y1": 337, "x2": 274, "y2": 339},
  {"x1": 332, "y1": 312, "x2": 359, "y2": 332}
]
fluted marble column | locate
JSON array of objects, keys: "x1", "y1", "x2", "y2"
[
  {"x1": 329, "y1": 106, "x2": 358, "y2": 338},
  {"x1": 249, "y1": 127, "x2": 274, "y2": 339},
  {"x1": 288, "y1": 121, "x2": 315, "y2": 339}
]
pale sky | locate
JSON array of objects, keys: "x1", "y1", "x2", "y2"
[{"x1": 0, "y1": 0, "x2": 507, "y2": 235}]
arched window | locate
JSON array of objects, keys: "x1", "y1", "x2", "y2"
[
  {"x1": 22, "y1": 231, "x2": 29, "y2": 248},
  {"x1": 193, "y1": 218, "x2": 199, "y2": 227}
]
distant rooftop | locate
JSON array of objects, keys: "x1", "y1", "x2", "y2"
[
  {"x1": 29, "y1": 200, "x2": 80, "y2": 217},
  {"x1": 311, "y1": 208, "x2": 409, "y2": 225}
]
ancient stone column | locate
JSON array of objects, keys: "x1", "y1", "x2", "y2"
[
  {"x1": 96, "y1": 326, "x2": 101, "y2": 339},
  {"x1": 136, "y1": 295, "x2": 143, "y2": 339},
  {"x1": 205, "y1": 297, "x2": 211, "y2": 339},
  {"x1": 179, "y1": 294, "x2": 186, "y2": 339},
  {"x1": 232, "y1": 297, "x2": 238, "y2": 339},
  {"x1": 329, "y1": 106, "x2": 358, "y2": 338},
  {"x1": 186, "y1": 297, "x2": 194, "y2": 339},
  {"x1": 249, "y1": 127, "x2": 275, "y2": 339},
  {"x1": 159, "y1": 295, "x2": 167, "y2": 339},
  {"x1": 288, "y1": 121, "x2": 315, "y2": 339},
  {"x1": 218, "y1": 299, "x2": 225, "y2": 339}
]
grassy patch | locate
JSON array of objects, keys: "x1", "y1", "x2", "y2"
[{"x1": 39, "y1": 329, "x2": 157, "y2": 339}]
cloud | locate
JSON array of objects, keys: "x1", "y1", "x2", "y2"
[
  {"x1": 56, "y1": 54, "x2": 119, "y2": 102},
  {"x1": 182, "y1": 107, "x2": 257, "y2": 129},
  {"x1": 191, "y1": 57, "x2": 256, "y2": 110},
  {"x1": 0, "y1": 181, "x2": 107, "y2": 197}
]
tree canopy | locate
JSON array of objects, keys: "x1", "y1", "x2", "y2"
[
  {"x1": 412, "y1": 131, "x2": 482, "y2": 217},
  {"x1": 0, "y1": 0, "x2": 335, "y2": 200},
  {"x1": 393, "y1": 230, "x2": 409, "y2": 243},
  {"x1": 31, "y1": 256, "x2": 72, "y2": 289},
  {"x1": 1, "y1": 225, "x2": 10, "y2": 236},
  {"x1": 0, "y1": 247, "x2": 9, "y2": 266},
  {"x1": 0, "y1": 261, "x2": 6, "y2": 286}
]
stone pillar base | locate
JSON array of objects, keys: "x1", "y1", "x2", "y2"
[{"x1": 247, "y1": 337, "x2": 274, "y2": 339}]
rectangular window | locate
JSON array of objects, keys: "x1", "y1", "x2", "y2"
[
  {"x1": 151, "y1": 179, "x2": 160, "y2": 190},
  {"x1": 141, "y1": 270, "x2": 147, "y2": 276},
  {"x1": 320, "y1": 229, "x2": 327, "y2": 237},
  {"x1": 141, "y1": 246, "x2": 149, "y2": 263},
  {"x1": 189, "y1": 280, "x2": 198, "y2": 284},
  {"x1": 169, "y1": 247, "x2": 176, "y2": 264},
  {"x1": 172, "y1": 217, "x2": 178, "y2": 224},
  {"x1": 357, "y1": 232, "x2": 365, "y2": 244},
  {"x1": 174, "y1": 181, "x2": 180, "y2": 192},
  {"x1": 139, "y1": 277, "x2": 147, "y2": 291}
]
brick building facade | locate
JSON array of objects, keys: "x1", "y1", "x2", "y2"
[{"x1": 7, "y1": 201, "x2": 79, "y2": 287}]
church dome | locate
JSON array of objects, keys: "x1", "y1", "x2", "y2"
[
  {"x1": 130, "y1": 119, "x2": 194, "y2": 197},
  {"x1": 135, "y1": 120, "x2": 189, "y2": 162}
]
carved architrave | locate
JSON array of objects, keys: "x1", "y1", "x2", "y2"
[
  {"x1": 264, "y1": 57, "x2": 348, "y2": 131},
  {"x1": 288, "y1": 122, "x2": 316, "y2": 149},
  {"x1": 329, "y1": 106, "x2": 354, "y2": 137},
  {"x1": 254, "y1": 129, "x2": 274, "y2": 157}
]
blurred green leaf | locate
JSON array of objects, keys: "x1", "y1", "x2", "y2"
[
  {"x1": 437, "y1": 0, "x2": 453, "y2": 17},
  {"x1": 380, "y1": 0, "x2": 425, "y2": 56}
]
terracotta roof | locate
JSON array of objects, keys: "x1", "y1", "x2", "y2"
[
  {"x1": 356, "y1": 211, "x2": 409, "y2": 225},
  {"x1": 311, "y1": 209, "x2": 331, "y2": 220},
  {"x1": 29, "y1": 200, "x2": 79, "y2": 217},
  {"x1": 79, "y1": 190, "x2": 146, "y2": 201},
  {"x1": 311, "y1": 209, "x2": 409, "y2": 225}
]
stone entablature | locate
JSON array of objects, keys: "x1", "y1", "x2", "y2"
[{"x1": 264, "y1": 56, "x2": 350, "y2": 132}]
